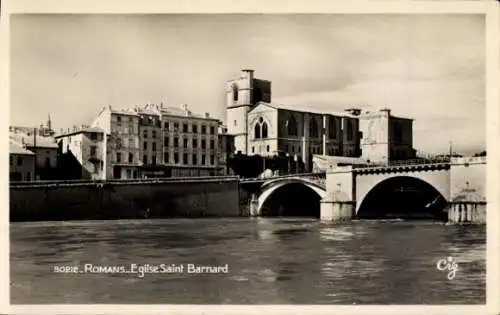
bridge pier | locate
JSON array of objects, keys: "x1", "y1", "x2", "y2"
[
  {"x1": 249, "y1": 194, "x2": 260, "y2": 216},
  {"x1": 447, "y1": 202, "x2": 486, "y2": 224},
  {"x1": 320, "y1": 200, "x2": 354, "y2": 223}
]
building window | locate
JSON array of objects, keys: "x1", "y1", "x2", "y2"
[
  {"x1": 233, "y1": 84, "x2": 238, "y2": 101},
  {"x1": 262, "y1": 122, "x2": 268, "y2": 138},
  {"x1": 143, "y1": 154, "x2": 148, "y2": 165},
  {"x1": 17, "y1": 156, "x2": 23, "y2": 166},
  {"x1": 394, "y1": 123, "x2": 403, "y2": 143},
  {"x1": 152, "y1": 156, "x2": 156, "y2": 165},
  {"x1": 192, "y1": 124, "x2": 198, "y2": 133},
  {"x1": 183, "y1": 138, "x2": 188, "y2": 148},
  {"x1": 164, "y1": 137, "x2": 169, "y2": 146},
  {"x1": 192, "y1": 154, "x2": 197, "y2": 165},
  {"x1": 129, "y1": 153, "x2": 133, "y2": 163},
  {"x1": 292, "y1": 145, "x2": 295, "y2": 153},
  {"x1": 234, "y1": 120, "x2": 237, "y2": 126},
  {"x1": 116, "y1": 152, "x2": 121, "y2": 163},
  {"x1": 266, "y1": 145, "x2": 270, "y2": 152},
  {"x1": 152, "y1": 130, "x2": 157, "y2": 138},
  {"x1": 252, "y1": 146, "x2": 255, "y2": 153},
  {"x1": 299, "y1": 146, "x2": 301, "y2": 153},
  {"x1": 174, "y1": 153, "x2": 179, "y2": 164},
  {"x1": 129, "y1": 138, "x2": 135, "y2": 148},
  {"x1": 201, "y1": 154, "x2": 206, "y2": 165},
  {"x1": 287, "y1": 115, "x2": 298, "y2": 136},
  {"x1": 126, "y1": 169, "x2": 131, "y2": 179},
  {"x1": 210, "y1": 155, "x2": 215, "y2": 165},
  {"x1": 183, "y1": 123, "x2": 188, "y2": 133},
  {"x1": 143, "y1": 130, "x2": 148, "y2": 138},
  {"x1": 254, "y1": 117, "x2": 269, "y2": 139},
  {"x1": 210, "y1": 126, "x2": 215, "y2": 135},
  {"x1": 309, "y1": 117, "x2": 319, "y2": 138},
  {"x1": 164, "y1": 152, "x2": 169, "y2": 163},
  {"x1": 183, "y1": 153, "x2": 188, "y2": 165},
  {"x1": 164, "y1": 122, "x2": 169, "y2": 130},
  {"x1": 210, "y1": 140, "x2": 215, "y2": 149},
  {"x1": 347, "y1": 120, "x2": 353, "y2": 141},
  {"x1": 116, "y1": 116, "x2": 122, "y2": 123},
  {"x1": 201, "y1": 139, "x2": 206, "y2": 149},
  {"x1": 174, "y1": 122, "x2": 179, "y2": 132},
  {"x1": 174, "y1": 137, "x2": 179, "y2": 147},
  {"x1": 152, "y1": 142, "x2": 157, "y2": 151},
  {"x1": 143, "y1": 142, "x2": 148, "y2": 150},
  {"x1": 26, "y1": 172, "x2": 31, "y2": 181},
  {"x1": 90, "y1": 146, "x2": 97, "y2": 157},
  {"x1": 201, "y1": 125, "x2": 206, "y2": 134},
  {"x1": 193, "y1": 138, "x2": 198, "y2": 148},
  {"x1": 254, "y1": 123, "x2": 261, "y2": 139},
  {"x1": 10, "y1": 155, "x2": 13, "y2": 165},
  {"x1": 329, "y1": 117, "x2": 337, "y2": 139},
  {"x1": 90, "y1": 133, "x2": 98, "y2": 140}
]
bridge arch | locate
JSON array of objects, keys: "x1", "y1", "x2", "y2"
[
  {"x1": 356, "y1": 175, "x2": 449, "y2": 220},
  {"x1": 256, "y1": 178, "x2": 327, "y2": 217}
]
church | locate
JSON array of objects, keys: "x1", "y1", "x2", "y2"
[{"x1": 225, "y1": 69, "x2": 416, "y2": 172}]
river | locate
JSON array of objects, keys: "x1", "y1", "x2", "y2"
[{"x1": 10, "y1": 218, "x2": 485, "y2": 304}]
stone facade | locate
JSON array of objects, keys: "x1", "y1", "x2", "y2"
[
  {"x1": 225, "y1": 69, "x2": 415, "y2": 172},
  {"x1": 9, "y1": 140, "x2": 36, "y2": 182},
  {"x1": 56, "y1": 127, "x2": 106, "y2": 180},
  {"x1": 91, "y1": 103, "x2": 222, "y2": 179}
]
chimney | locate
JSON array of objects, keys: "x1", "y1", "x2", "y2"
[
  {"x1": 205, "y1": 112, "x2": 210, "y2": 118},
  {"x1": 380, "y1": 108, "x2": 391, "y2": 116},
  {"x1": 73, "y1": 125, "x2": 78, "y2": 132},
  {"x1": 345, "y1": 108, "x2": 361, "y2": 116}
]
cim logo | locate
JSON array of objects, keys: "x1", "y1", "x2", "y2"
[{"x1": 436, "y1": 256, "x2": 459, "y2": 280}]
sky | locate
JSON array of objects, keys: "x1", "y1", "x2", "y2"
[{"x1": 10, "y1": 14, "x2": 485, "y2": 155}]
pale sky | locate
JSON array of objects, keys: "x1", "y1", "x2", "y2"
[{"x1": 10, "y1": 14, "x2": 485, "y2": 155}]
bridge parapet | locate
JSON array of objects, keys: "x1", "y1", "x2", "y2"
[{"x1": 450, "y1": 156, "x2": 487, "y2": 165}]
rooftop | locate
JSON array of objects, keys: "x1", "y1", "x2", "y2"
[
  {"x1": 55, "y1": 126, "x2": 105, "y2": 138},
  {"x1": 10, "y1": 131, "x2": 58, "y2": 149},
  {"x1": 253, "y1": 102, "x2": 360, "y2": 118},
  {"x1": 9, "y1": 140, "x2": 35, "y2": 155}
]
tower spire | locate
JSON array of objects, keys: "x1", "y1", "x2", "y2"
[{"x1": 47, "y1": 113, "x2": 52, "y2": 130}]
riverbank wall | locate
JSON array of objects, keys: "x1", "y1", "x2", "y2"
[{"x1": 10, "y1": 177, "x2": 240, "y2": 222}]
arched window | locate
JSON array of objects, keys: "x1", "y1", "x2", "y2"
[
  {"x1": 309, "y1": 117, "x2": 319, "y2": 138},
  {"x1": 254, "y1": 123, "x2": 261, "y2": 139},
  {"x1": 347, "y1": 120, "x2": 353, "y2": 141},
  {"x1": 287, "y1": 115, "x2": 298, "y2": 136},
  {"x1": 233, "y1": 85, "x2": 238, "y2": 102},
  {"x1": 261, "y1": 122, "x2": 268, "y2": 138},
  {"x1": 254, "y1": 117, "x2": 269, "y2": 140},
  {"x1": 328, "y1": 117, "x2": 337, "y2": 139}
]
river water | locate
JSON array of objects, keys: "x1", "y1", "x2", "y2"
[{"x1": 10, "y1": 218, "x2": 485, "y2": 304}]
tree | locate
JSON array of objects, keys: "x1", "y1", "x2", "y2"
[{"x1": 473, "y1": 150, "x2": 486, "y2": 157}]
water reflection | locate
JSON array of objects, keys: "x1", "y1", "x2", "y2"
[{"x1": 11, "y1": 218, "x2": 485, "y2": 304}]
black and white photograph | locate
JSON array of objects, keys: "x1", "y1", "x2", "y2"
[{"x1": 2, "y1": 0, "x2": 499, "y2": 314}]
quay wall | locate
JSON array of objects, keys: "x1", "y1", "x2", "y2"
[{"x1": 10, "y1": 177, "x2": 240, "y2": 222}]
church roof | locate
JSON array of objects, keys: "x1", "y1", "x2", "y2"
[{"x1": 251, "y1": 102, "x2": 359, "y2": 118}]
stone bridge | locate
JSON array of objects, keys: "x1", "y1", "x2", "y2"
[{"x1": 243, "y1": 157, "x2": 487, "y2": 223}]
